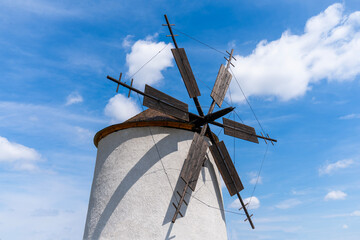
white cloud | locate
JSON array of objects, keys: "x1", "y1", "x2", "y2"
[
  {"x1": 104, "y1": 94, "x2": 141, "y2": 123},
  {"x1": 229, "y1": 196, "x2": 260, "y2": 210},
  {"x1": 319, "y1": 159, "x2": 354, "y2": 175},
  {"x1": 325, "y1": 190, "x2": 347, "y2": 200},
  {"x1": 339, "y1": 113, "x2": 360, "y2": 120},
  {"x1": 275, "y1": 198, "x2": 302, "y2": 209},
  {"x1": 65, "y1": 92, "x2": 83, "y2": 106},
  {"x1": 229, "y1": 3, "x2": 360, "y2": 102},
  {"x1": 0, "y1": 136, "x2": 41, "y2": 170},
  {"x1": 126, "y1": 37, "x2": 174, "y2": 88},
  {"x1": 249, "y1": 171, "x2": 262, "y2": 185},
  {"x1": 343, "y1": 224, "x2": 349, "y2": 229}
]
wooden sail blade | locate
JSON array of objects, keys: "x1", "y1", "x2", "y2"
[
  {"x1": 180, "y1": 132, "x2": 208, "y2": 191},
  {"x1": 211, "y1": 64, "x2": 232, "y2": 107},
  {"x1": 209, "y1": 141, "x2": 244, "y2": 196},
  {"x1": 223, "y1": 118, "x2": 259, "y2": 144},
  {"x1": 143, "y1": 84, "x2": 189, "y2": 121},
  {"x1": 171, "y1": 48, "x2": 201, "y2": 98}
]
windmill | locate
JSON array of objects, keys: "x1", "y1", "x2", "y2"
[{"x1": 106, "y1": 15, "x2": 277, "y2": 229}]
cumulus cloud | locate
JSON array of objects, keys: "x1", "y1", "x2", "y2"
[
  {"x1": 319, "y1": 159, "x2": 354, "y2": 175},
  {"x1": 229, "y1": 196, "x2": 260, "y2": 210},
  {"x1": 325, "y1": 190, "x2": 347, "y2": 200},
  {"x1": 104, "y1": 94, "x2": 141, "y2": 123},
  {"x1": 0, "y1": 136, "x2": 41, "y2": 170},
  {"x1": 275, "y1": 198, "x2": 302, "y2": 209},
  {"x1": 65, "y1": 92, "x2": 83, "y2": 106},
  {"x1": 126, "y1": 36, "x2": 174, "y2": 88},
  {"x1": 230, "y1": 3, "x2": 360, "y2": 102}
]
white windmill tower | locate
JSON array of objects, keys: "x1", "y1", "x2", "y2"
[{"x1": 83, "y1": 15, "x2": 276, "y2": 240}]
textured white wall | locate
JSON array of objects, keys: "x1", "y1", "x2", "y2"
[{"x1": 84, "y1": 126, "x2": 228, "y2": 240}]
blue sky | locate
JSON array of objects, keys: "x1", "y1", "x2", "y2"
[{"x1": 1, "y1": 0, "x2": 360, "y2": 239}]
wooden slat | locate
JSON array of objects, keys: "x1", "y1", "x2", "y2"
[
  {"x1": 223, "y1": 118, "x2": 259, "y2": 144},
  {"x1": 143, "y1": 84, "x2": 189, "y2": 121},
  {"x1": 180, "y1": 133, "x2": 208, "y2": 191},
  {"x1": 211, "y1": 64, "x2": 232, "y2": 107},
  {"x1": 209, "y1": 141, "x2": 244, "y2": 196},
  {"x1": 171, "y1": 48, "x2": 201, "y2": 98}
]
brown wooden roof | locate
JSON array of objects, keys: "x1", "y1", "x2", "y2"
[{"x1": 93, "y1": 109, "x2": 196, "y2": 147}]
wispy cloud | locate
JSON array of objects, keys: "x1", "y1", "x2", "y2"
[
  {"x1": 339, "y1": 113, "x2": 360, "y2": 120},
  {"x1": 126, "y1": 36, "x2": 174, "y2": 88},
  {"x1": 104, "y1": 94, "x2": 141, "y2": 124},
  {"x1": 0, "y1": 136, "x2": 42, "y2": 171},
  {"x1": 0, "y1": 0, "x2": 81, "y2": 18},
  {"x1": 248, "y1": 171, "x2": 262, "y2": 185},
  {"x1": 65, "y1": 92, "x2": 83, "y2": 106},
  {"x1": 319, "y1": 159, "x2": 354, "y2": 175},
  {"x1": 122, "y1": 35, "x2": 134, "y2": 49},
  {"x1": 230, "y1": 3, "x2": 360, "y2": 102},
  {"x1": 0, "y1": 172, "x2": 87, "y2": 239},
  {"x1": 323, "y1": 210, "x2": 360, "y2": 218},
  {"x1": 324, "y1": 190, "x2": 347, "y2": 201},
  {"x1": 275, "y1": 198, "x2": 302, "y2": 209},
  {"x1": 229, "y1": 196, "x2": 260, "y2": 210},
  {"x1": 351, "y1": 210, "x2": 360, "y2": 216}
]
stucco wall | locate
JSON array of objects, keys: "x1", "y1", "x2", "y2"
[{"x1": 83, "y1": 126, "x2": 228, "y2": 240}]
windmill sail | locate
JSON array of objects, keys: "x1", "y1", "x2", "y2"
[
  {"x1": 223, "y1": 118, "x2": 259, "y2": 143},
  {"x1": 143, "y1": 84, "x2": 189, "y2": 121},
  {"x1": 180, "y1": 132, "x2": 208, "y2": 191},
  {"x1": 171, "y1": 48, "x2": 201, "y2": 98},
  {"x1": 211, "y1": 64, "x2": 232, "y2": 107},
  {"x1": 209, "y1": 141, "x2": 244, "y2": 196}
]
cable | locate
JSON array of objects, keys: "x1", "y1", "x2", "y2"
[
  {"x1": 172, "y1": 27, "x2": 228, "y2": 57},
  {"x1": 248, "y1": 143, "x2": 269, "y2": 205},
  {"x1": 229, "y1": 67, "x2": 266, "y2": 134},
  {"x1": 126, "y1": 43, "x2": 170, "y2": 82},
  {"x1": 134, "y1": 92, "x2": 180, "y2": 204},
  {"x1": 185, "y1": 191, "x2": 245, "y2": 216}
]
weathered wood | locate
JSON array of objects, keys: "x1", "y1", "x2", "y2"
[
  {"x1": 223, "y1": 118, "x2": 259, "y2": 143},
  {"x1": 171, "y1": 48, "x2": 201, "y2": 98},
  {"x1": 180, "y1": 132, "x2": 208, "y2": 191},
  {"x1": 209, "y1": 141, "x2": 244, "y2": 196},
  {"x1": 211, "y1": 64, "x2": 232, "y2": 107},
  {"x1": 127, "y1": 78, "x2": 134, "y2": 98},
  {"x1": 172, "y1": 202, "x2": 183, "y2": 217},
  {"x1": 172, "y1": 182, "x2": 189, "y2": 222},
  {"x1": 143, "y1": 84, "x2": 189, "y2": 121}
]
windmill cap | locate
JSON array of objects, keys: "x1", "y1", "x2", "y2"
[{"x1": 93, "y1": 109, "x2": 196, "y2": 147}]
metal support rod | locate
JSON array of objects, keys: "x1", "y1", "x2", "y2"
[{"x1": 164, "y1": 15, "x2": 179, "y2": 49}]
